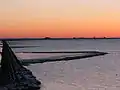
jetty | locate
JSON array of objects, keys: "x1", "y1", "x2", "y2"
[{"x1": 0, "y1": 41, "x2": 41, "y2": 90}]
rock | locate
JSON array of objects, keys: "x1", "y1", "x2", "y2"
[{"x1": 0, "y1": 41, "x2": 41, "y2": 90}]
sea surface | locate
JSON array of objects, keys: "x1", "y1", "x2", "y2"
[{"x1": 1, "y1": 39, "x2": 120, "y2": 90}]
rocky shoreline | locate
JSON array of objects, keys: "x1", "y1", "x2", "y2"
[{"x1": 0, "y1": 41, "x2": 41, "y2": 90}]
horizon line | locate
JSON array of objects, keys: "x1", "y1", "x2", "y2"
[{"x1": 1, "y1": 37, "x2": 120, "y2": 41}]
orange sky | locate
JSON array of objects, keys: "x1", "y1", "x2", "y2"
[{"x1": 0, "y1": 0, "x2": 120, "y2": 38}]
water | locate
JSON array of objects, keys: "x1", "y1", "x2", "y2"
[
  {"x1": 8, "y1": 39, "x2": 120, "y2": 52},
  {"x1": 2, "y1": 39, "x2": 120, "y2": 90}
]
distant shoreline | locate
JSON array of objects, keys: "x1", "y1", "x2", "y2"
[{"x1": 0, "y1": 37, "x2": 120, "y2": 41}]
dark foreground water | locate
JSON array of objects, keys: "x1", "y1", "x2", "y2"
[{"x1": 1, "y1": 39, "x2": 120, "y2": 90}]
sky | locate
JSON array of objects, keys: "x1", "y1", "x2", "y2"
[{"x1": 0, "y1": 0, "x2": 120, "y2": 38}]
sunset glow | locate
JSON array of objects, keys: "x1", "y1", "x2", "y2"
[{"x1": 0, "y1": 0, "x2": 120, "y2": 38}]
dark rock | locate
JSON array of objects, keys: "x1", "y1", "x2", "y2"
[{"x1": 0, "y1": 41, "x2": 41, "y2": 90}]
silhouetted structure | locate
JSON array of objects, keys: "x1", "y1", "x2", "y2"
[{"x1": 0, "y1": 41, "x2": 41, "y2": 90}]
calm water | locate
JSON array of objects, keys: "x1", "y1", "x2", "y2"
[{"x1": 2, "y1": 39, "x2": 120, "y2": 90}]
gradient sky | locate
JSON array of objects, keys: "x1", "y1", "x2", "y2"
[{"x1": 0, "y1": 0, "x2": 120, "y2": 38}]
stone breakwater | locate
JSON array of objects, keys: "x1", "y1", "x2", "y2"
[
  {"x1": 0, "y1": 41, "x2": 41, "y2": 90},
  {"x1": 21, "y1": 51, "x2": 108, "y2": 65}
]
